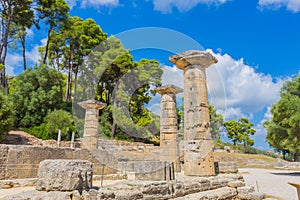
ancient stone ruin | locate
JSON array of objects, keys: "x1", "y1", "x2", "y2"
[
  {"x1": 0, "y1": 50, "x2": 266, "y2": 200},
  {"x1": 170, "y1": 50, "x2": 217, "y2": 176},
  {"x1": 78, "y1": 99, "x2": 106, "y2": 149},
  {"x1": 155, "y1": 84, "x2": 182, "y2": 172}
]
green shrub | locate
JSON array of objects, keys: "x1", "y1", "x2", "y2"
[
  {"x1": 44, "y1": 109, "x2": 76, "y2": 140},
  {"x1": 0, "y1": 92, "x2": 15, "y2": 139},
  {"x1": 26, "y1": 110, "x2": 76, "y2": 141}
]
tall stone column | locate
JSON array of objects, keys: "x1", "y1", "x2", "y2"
[
  {"x1": 170, "y1": 50, "x2": 218, "y2": 176},
  {"x1": 78, "y1": 99, "x2": 106, "y2": 149},
  {"x1": 155, "y1": 85, "x2": 182, "y2": 171}
]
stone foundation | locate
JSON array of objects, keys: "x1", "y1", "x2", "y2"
[{"x1": 5, "y1": 173, "x2": 265, "y2": 200}]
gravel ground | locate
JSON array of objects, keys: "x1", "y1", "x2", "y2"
[{"x1": 239, "y1": 168, "x2": 300, "y2": 200}]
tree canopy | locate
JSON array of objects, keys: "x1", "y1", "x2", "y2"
[
  {"x1": 224, "y1": 118, "x2": 256, "y2": 147},
  {"x1": 9, "y1": 65, "x2": 65, "y2": 128},
  {"x1": 264, "y1": 73, "x2": 300, "y2": 161}
]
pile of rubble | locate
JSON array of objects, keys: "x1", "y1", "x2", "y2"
[{"x1": 4, "y1": 159, "x2": 264, "y2": 200}]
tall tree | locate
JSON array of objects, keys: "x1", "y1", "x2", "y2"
[
  {"x1": 264, "y1": 73, "x2": 300, "y2": 161},
  {"x1": 36, "y1": 0, "x2": 69, "y2": 65},
  {"x1": 224, "y1": 118, "x2": 255, "y2": 147},
  {"x1": 0, "y1": 0, "x2": 34, "y2": 88},
  {"x1": 78, "y1": 37, "x2": 163, "y2": 139},
  {"x1": 44, "y1": 16, "x2": 107, "y2": 101},
  {"x1": 209, "y1": 105, "x2": 224, "y2": 141}
]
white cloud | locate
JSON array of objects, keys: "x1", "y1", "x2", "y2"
[
  {"x1": 26, "y1": 38, "x2": 47, "y2": 65},
  {"x1": 66, "y1": 0, "x2": 77, "y2": 9},
  {"x1": 254, "y1": 107, "x2": 272, "y2": 136},
  {"x1": 5, "y1": 54, "x2": 23, "y2": 76},
  {"x1": 161, "y1": 65, "x2": 183, "y2": 88},
  {"x1": 66, "y1": 0, "x2": 119, "y2": 9},
  {"x1": 206, "y1": 49, "x2": 285, "y2": 120},
  {"x1": 80, "y1": 0, "x2": 119, "y2": 8},
  {"x1": 5, "y1": 38, "x2": 46, "y2": 75},
  {"x1": 148, "y1": 49, "x2": 285, "y2": 123},
  {"x1": 150, "y1": 0, "x2": 228, "y2": 13},
  {"x1": 258, "y1": 0, "x2": 300, "y2": 12}
]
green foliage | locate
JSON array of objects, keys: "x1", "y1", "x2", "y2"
[
  {"x1": 224, "y1": 118, "x2": 256, "y2": 147},
  {"x1": 44, "y1": 16, "x2": 107, "y2": 100},
  {"x1": 0, "y1": 0, "x2": 36, "y2": 88},
  {"x1": 264, "y1": 72, "x2": 300, "y2": 161},
  {"x1": 79, "y1": 37, "x2": 163, "y2": 141},
  {"x1": 10, "y1": 65, "x2": 65, "y2": 128},
  {"x1": 44, "y1": 109, "x2": 76, "y2": 140},
  {"x1": 24, "y1": 123, "x2": 48, "y2": 140},
  {"x1": 37, "y1": 0, "x2": 70, "y2": 28},
  {"x1": 26, "y1": 110, "x2": 76, "y2": 140},
  {"x1": 0, "y1": 91, "x2": 15, "y2": 139},
  {"x1": 209, "y1": 105, "x2": 224, "y2": 140}
]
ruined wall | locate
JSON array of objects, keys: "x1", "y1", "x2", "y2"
[
  {"x1": 0, "y1": 144, "x2": 171, "y2": 181},
  {"x1": 0, "y1": 144, "x2": 118, "y2": 180}
]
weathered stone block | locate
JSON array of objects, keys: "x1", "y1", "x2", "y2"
[
  {"x1": 36, "y1": 159, "x2": 92, "y2": 192},
  {"x1": 238, "y1": 192, "x2": 265, "y2": 200},
  {"x1": 228, "y1": 180, "x2": 245, "y2": 188},
  {"x1": 218, "y1": 162, "x2": 238, "y2": 174},
  {"x1": 0, "y1": 145, "x2": 8, "y2": 179},
  {"x1": 237, "y1": 186, "x2": 255, "y2": 194}
]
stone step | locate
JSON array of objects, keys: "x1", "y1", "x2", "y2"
[{"x1": 174, "y1": 187, "x2": 237, "y2": 200}]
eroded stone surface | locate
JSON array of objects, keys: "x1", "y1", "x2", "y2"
[
  {"x1": 218, "y1": 162, "x2": 239, "y2": 174},
  {"x1": 170, "y1": 50, "x2": 217, "y2": 176},
  {"x1": 155, "y1": 85, "x2": 182, "y2": 172},
  {"x1": 36, "y1": 159, "x2": 92, "y2": 192},
  {"x1": 78, "y1": 100, "x2": 106, "y2": 149}
]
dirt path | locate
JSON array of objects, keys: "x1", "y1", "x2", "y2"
[{"x1": 239, "y1": 168, "x2": 300, "y2": 200}]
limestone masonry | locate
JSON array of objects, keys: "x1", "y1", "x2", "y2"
[
  {"x1": 170, "y1": 50, "x2": 218, "y2": 176},
  {"x1": 78, "y1": 99, "x2": 106, "y2": 149},
  {"x1": 155, "y1": 84, "x2": 182, "y2": 172}
]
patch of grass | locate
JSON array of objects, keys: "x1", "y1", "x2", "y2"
[{"x1": 214, "y1": 152, "x2": 277, "y2": 163}]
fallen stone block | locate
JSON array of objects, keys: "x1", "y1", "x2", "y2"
[
  {"x1": 238, "y1": 192, "x2": 265, "y2": 200},
  {"x1": 36, "y1": 159, "x2": 92, "y2": 192},
  {"x1": 218, "y1": 162, "x2": 238, "y2": 174},
  {"x1": 175, "y1": 186, "x2": 237, "y2": 200},
  {"x1": 115, "y1": 190, "x2": 143, "y2": 200},
  {"x1": 237, "y1": 186, "x2": 255, "y2": 194},
  {"x1": 228, "y1": 180, "x2": 246, "y2": 188},
  {"x1": 5, "y1": 190, "x2": 75, "y2": 200}
]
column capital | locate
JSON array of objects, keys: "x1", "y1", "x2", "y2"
[
  {"x1": 169, "y1": 50, "x2": 218, "y2": 70},
  {"x1": 155, "y1": 84, "x2": 183, "y2": 95},
  {"x1": 78, "y1": 99, "x2": 106, "y2": 110}
]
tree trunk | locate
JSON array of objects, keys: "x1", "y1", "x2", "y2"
[
  {"x1": 111, "y1": 119, "x2": 116, "y2": 139},
  {"x1": 294, "y1": 152, "x2": 299, "y2": 162},
  {"x1": 73, "y1": 65, "x2": 78, "y2": 102},
  {"x1": 65, "y1": 49, "x2": 73, "y2": 101},
  {"x1": 21, "y1": 34, "x2": 27, "y2": 71},
  {"x1": 0, "y1": 6, "x2": 12, "y2": 89},
  {"x1": 43, "y1": 25, "x2": 53, "y2": 65}
]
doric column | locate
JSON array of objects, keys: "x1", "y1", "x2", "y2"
[
  {"x1": 155, "y1": 85, "x2": 182, "y2": 171},
  {"x1": 170, "y1": 50, "x2": 218, "y2": 176},
  {"x1": 78, "y1": 99, "x2": 106, "y2": 149}
]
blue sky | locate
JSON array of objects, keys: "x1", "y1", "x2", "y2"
[{"x1": 6, "y1": 0, "x2": 300, "y2": 150}]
